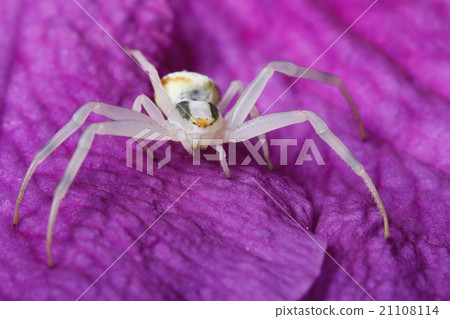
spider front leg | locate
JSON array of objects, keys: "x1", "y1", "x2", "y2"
[
  {"x1": 227, "y1": 110, "x2": 389, "y2": 239},
  {"x1": 14, "y1": 102, "x2": 152, "y2": 226},
  {"x1": 126, "y1": 49, "x2": 171, "y2": 112},
  {"x1": 225, "y1": 61, "x2": 365, "y2": 139},
  {"x1": 46, "y1": 120, "x2": 171, "y2": 266},
  {"x1": 126, "y1": 49, "x2": 185, "y2": 125}
]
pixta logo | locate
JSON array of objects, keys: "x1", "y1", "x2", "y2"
[
  {"x1": 126, "y1": 129, "x2": 325, "y2": 176},
  {"x1": 126, "y1": 129, "x2": 171, "y2": 176}
]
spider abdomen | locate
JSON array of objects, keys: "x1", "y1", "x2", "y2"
[{"x1": 156, "y1": 71, "x2": 220, "y2": 106}]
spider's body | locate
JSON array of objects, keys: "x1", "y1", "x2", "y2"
[
  {"x1": 157, "y1": 70, "x2": 224, "y2": 150},
  {"x1": 14, "y1": 49, "x2": 390, "y2": 266}
]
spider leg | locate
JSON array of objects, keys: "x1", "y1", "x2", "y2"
[
  {"x1": 132, "y1": 94, "x2": 167, "y2": 159},
  {"x1": 14, "y1": 102, "x2": 158, "y2": 226},
  {"x1": 227, "y1": 110, "x2": 389, "y2": 239},
  {"x1": 46, "y1": 120, "x2": 171, "y2": 266},
  {"x1": 218, "y1": 80, "x2": 273, "y2": 170},
  {"x1": 216, "y1": 80, "x2": 243, "y2": 113},
  {"x1": 132, "y1": 94, "x2": 165, "y2": 123},
  {"x1": 211, "y1": 144, "x2": 231, "y2": 178},
  {"x1": 249, "y1": 106, "x2": 274, "y2": 171},
  {"x1": 126, "y1": 49, "x2": 184, "y2": 124},
  {"x1": 225, "y1": 61, "x2": 365, "y2": 139}
]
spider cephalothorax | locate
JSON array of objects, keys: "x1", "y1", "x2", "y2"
[{"x1": 14, "y1": 49, "x2": 389, "y2": 266}]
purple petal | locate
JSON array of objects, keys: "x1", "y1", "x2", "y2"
[{"x1": 1, "y1": 0, "x2": 449, "y2": 301}]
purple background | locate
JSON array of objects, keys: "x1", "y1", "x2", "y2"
[{"x1": 0, "y1": 0, "x2": 449, "y2": 300}]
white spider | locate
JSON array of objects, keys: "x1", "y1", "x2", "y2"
[{"x1": 14, "y1": 49, "x2": 389, "y2": 267}]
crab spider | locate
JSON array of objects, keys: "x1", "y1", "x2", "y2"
[{"x1": 14, "y1": 49, "x2": 389, "y2": 267}]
